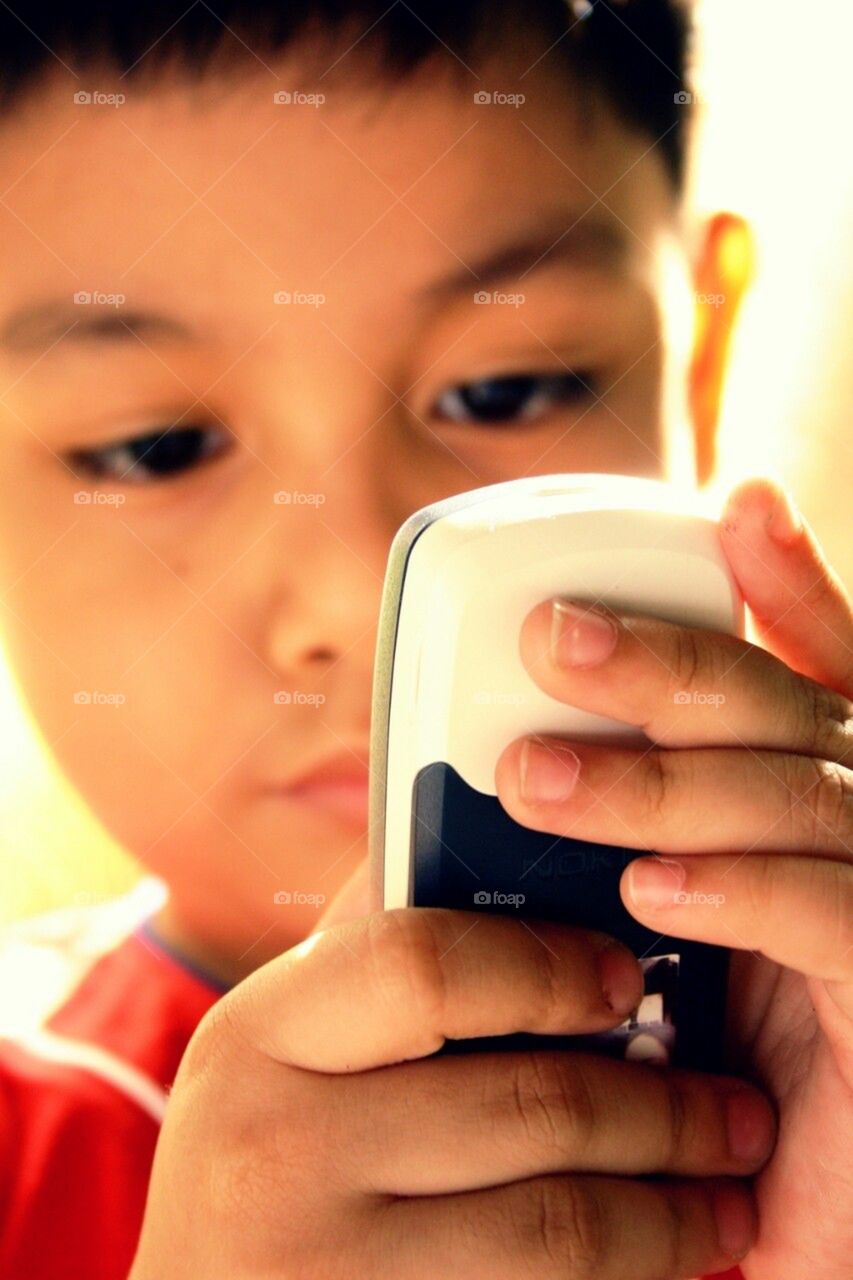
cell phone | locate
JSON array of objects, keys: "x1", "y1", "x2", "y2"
[{"x1": 368, "y1": 473, "x2": 744, "y2": 1071}]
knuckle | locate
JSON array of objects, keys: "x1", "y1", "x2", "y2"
[
  {"x1": 790, "y1": 756, "x2": 853, "y2": 850},
  {"x1": 507, "y1": 1055, "x2": 598, "y2": 1159},
  {"x1": 656, "y1": 1187, "x2": 689, "y2": 1278},
  {"x1": 641, "y1": 748, "x2": 679, "y2": 830},
  {"x1": 740, "y1": 851, "x2": 781, "y2": 925},
  {"x1": 796, "y1": 678, "x2": 853, "y2": 762},
  {"x1": 814, "y1": 762, "x2": 853, "y2": 848},
  {"x1": 811, "y1": 858, "x2": 853, "y2": 970},
  {"x1": 660, "y1": 1074, "x2": 692, "y2": 1166},
  {"x1": 528, "y1": 1177, "x2": 606, "y2": 1277},
  {"x1": 668, "y1": 624, "x2": 706, "y2": 697},
  {"x1": 363, "y1": 909, "x2": 448, "y2": 1035}
]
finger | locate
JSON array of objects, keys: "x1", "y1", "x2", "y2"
[
  {"x1": 213, "y1": 908, "x2": 645, "y2": 1072},
  {"x1": 337, "y1": 1050, "x2": 775, "y2": 1193},
  {"x1": 622, "y1": 851, "x2": 853, "y2": 998},
  {"x1": 720, "y1": 476, "x2": 853, "y2": 698},
  {"x1": 518, "y1": 594, "x2": 853, "y2": 762},
  {"x1": 495, "y1": 734, "x2": 853, "y2": 858},
  {"x1": 373, "y1": 1173, "x2": 756, "y2": 1279}
]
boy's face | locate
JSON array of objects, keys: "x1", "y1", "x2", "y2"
[{"x1": 0, "y1": 41, "x2": 693, "y2": 966}]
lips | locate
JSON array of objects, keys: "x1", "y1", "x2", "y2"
[
  {"x1": 272, "y1": 748, "x2": 371, "y2": 825},
  {"x1": 284, "y1": 749, "x2": 370, "y2": 792}
]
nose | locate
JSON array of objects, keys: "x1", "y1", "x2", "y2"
[{"x1": 261, "y1": 466, "x2": 395, "y2": 707}]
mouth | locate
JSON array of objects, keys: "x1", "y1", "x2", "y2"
[
  {"x1": 268, "y1": 750, "x2": 371, "y2": 826},
  {"x1": 281, "y1": 776, "x2": 370, "y2": 825}
]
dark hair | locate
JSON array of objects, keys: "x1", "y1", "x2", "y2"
[{"x1": 0, "y1": 0, "x2": 693, "y2": 186}]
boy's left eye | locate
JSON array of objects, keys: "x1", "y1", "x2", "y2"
[
  {"x1": 431, "y1": 371, "x2": 594, "y2": 427},
  {"x1": 67, "y1": 422, "x2": 231, "y2": 484}
]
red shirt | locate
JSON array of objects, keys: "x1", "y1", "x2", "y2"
[
  {"x1": 0, "y1": 880, "x2": 745, "y2": 1279},
  {"x1": 0, "y1": 878, "x2": 223, "y2": 1279}
]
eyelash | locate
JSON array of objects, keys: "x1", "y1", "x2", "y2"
[
  {"x1": 431, "y1": 370, "x2": 596, "y2": 428},
  {"x1": 67, "y1": 422, "x2": 232, "y2": 484},
  {"x1": 66, "y1": 372, "x2": 596, "y2": 485}
]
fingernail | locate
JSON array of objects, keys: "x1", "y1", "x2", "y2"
[
  {"x1": 765, "y1": 486, "x2": 802, "y2": 546},
  {"x1": 713, "y1": 1184, "x2": 757, "y2": 1260},
  {"x1": 626, "y1": 857, "x2": 686, "y2": 908},
  {"x1": 597, "y1": 940, "x2": 644, "y2": 1016},
  {"x1": 726, "y1": 1088, "x2": 775, "y2": 1164},
  {"x1": 519, "y1": 738, "x2": 580, "y2": 804},
  {"x1": 550, "y1": 599, "x2": 618, "y2": 668}
]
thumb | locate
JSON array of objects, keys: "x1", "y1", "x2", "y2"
[{"x1": 312, "y1": 857, "x2": 372, "y2": 932}]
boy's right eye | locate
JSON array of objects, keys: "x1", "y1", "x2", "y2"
[{"x1": 67, "y1": 422, "x2": 232, "y2": 484}]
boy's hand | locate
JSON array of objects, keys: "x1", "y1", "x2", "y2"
[
  {"x1": 494, "y1": 478, "x2": 853, "y2": 1279},
  {"x1": 130, "y1": 906, "x2": 772, "y2": 1279}
]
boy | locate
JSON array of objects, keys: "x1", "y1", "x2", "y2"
[{"x1": 0, "y1": 1, "x2": 850, "y2": 1276}]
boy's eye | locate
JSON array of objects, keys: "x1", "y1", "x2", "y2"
[
  {"x1": 68, "y1": 423, "x2": 231, "y2": 484},
  {"x1": 432, "y1": 372, "x2": 594, "y2": 427}
]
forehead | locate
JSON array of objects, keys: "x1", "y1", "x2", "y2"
[{"x1": 0, "y1": 48, "x2": 677, "y2": 345}]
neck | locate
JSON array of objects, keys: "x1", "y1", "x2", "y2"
[{"x1": 145, "y1": 900, "x2": 300, "y2": 989}]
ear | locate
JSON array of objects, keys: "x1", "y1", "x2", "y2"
[{"x1": 688, "y1": 212, "x2": 754, "y2": 485}]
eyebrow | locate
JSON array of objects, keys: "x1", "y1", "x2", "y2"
[
  {"x1": 417, "y1": 215, "x2": 629, "y2": 303},
  {"x1": 0, "y1": 303, "x2": 192, "y2": 353},
  {"x1": 0, "y1": 215, "x2": 628, "y2": 353}
]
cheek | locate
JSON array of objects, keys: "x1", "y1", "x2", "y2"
[
  {"x1": 0, "y1": 512, "x2": 241, "y2": 850},
  {"x1": 611, "y1": 346, "x2": 668, "y2": 467},
  {"x1": 596, "y1": 296, "x2": 670, "y2": 472}
]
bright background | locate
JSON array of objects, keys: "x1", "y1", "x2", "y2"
[
  {"x1": 694, "y1": 0, "x2": 853, "y2": 569},
  {"x1": 2, "y1": 0, "x2": 851, "y2": 922}
]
